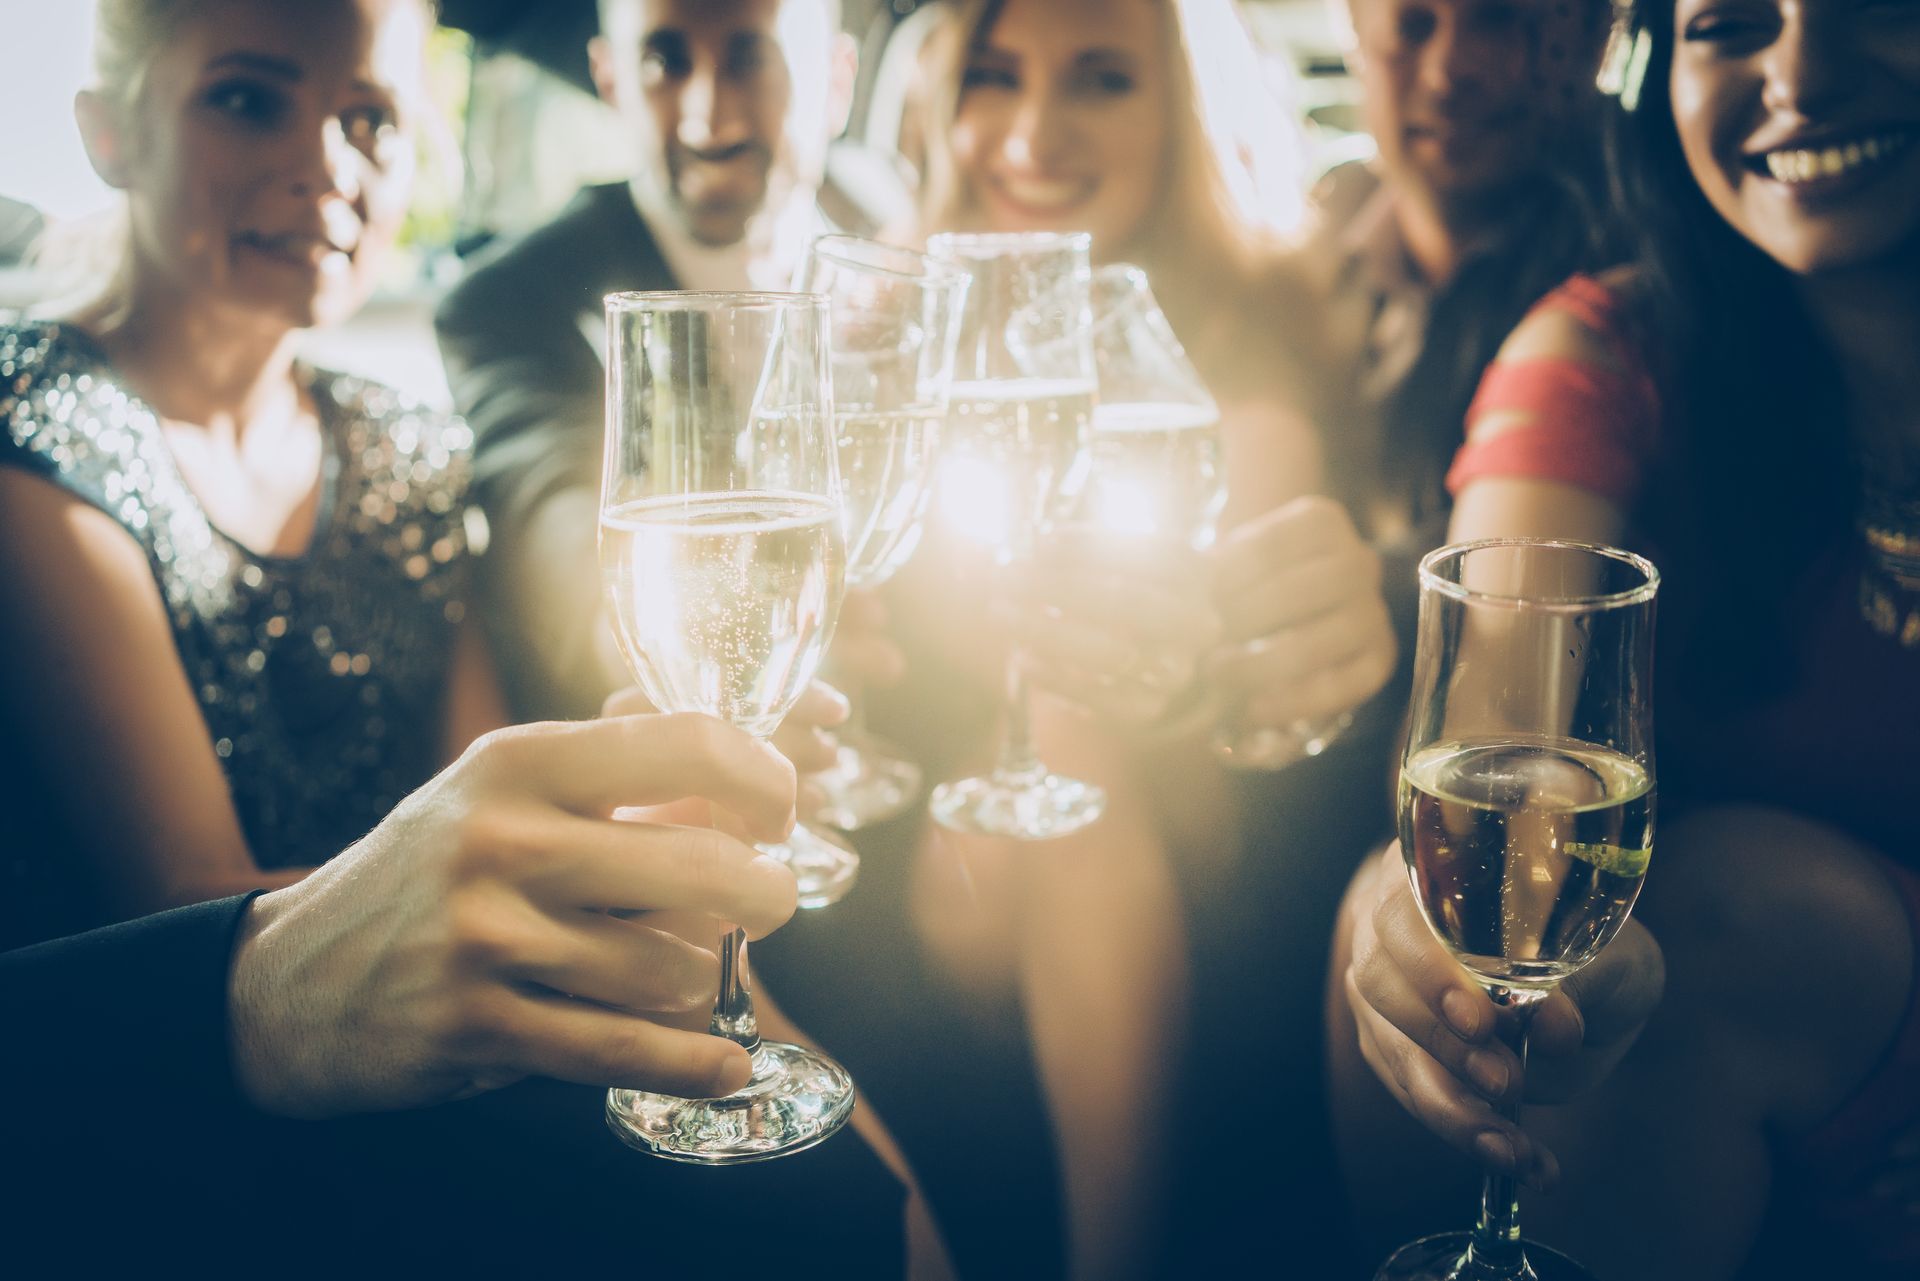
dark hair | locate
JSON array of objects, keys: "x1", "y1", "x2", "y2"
[
  {"x1": 1358, "y1": 146, "x2": 1619, "y2": 538},
  {"x1": 1608, "y1": 0, "x2": 1851, "y2": 703}
]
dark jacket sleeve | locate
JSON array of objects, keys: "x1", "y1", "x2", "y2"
[
  {"x1": 435, "y1": 205, "x2": 630, "y2": 722},
  {"x1": 0, "y1": 894, "x2": 278, "y2": 1266},
  {"x1": 0, "y1": 893, "x2": 258, "y2": 1112}
]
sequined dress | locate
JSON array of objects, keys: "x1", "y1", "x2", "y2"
[{"x1": 0, "y1": 322, "x2": 477, "y2": 936}]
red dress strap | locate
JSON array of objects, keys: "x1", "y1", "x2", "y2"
[{"x1": 1445, "y1": 275, "x2": 1661, "y2": 507}]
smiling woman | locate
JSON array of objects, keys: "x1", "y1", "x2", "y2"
[{"x1": 0, "y1": 0, "x2": 508, "y2": 948}]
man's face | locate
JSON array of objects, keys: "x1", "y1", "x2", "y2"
[
  {"x1": 1348, "y1": 0, "x2": 1550, "y2": 209},
  {"x1": 595, "y1": 0, "x2": 833, "y2": 246}
]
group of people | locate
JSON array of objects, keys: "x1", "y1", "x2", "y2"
[{"x1": 2, "y1": 0, "x2": 1916, "y2": 1276}]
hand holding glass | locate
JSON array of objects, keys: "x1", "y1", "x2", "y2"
[
  {"x1": 599, "y1": 291, "x2": 854, "y2": 1162},
  {"x1": 1377, "y1": 538, "x2": 1657, "y2": 1281}
]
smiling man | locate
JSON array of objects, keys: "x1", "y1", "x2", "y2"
[
  {"x1": 1307, "y1": 0, "x2": 1616, "y2": 549},
  {"x1": 434, "y1": 0, "x2": 855, "y2": 724}
]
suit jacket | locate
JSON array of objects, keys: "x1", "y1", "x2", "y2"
[
  {"x1": 435, "y1": 182, "x2": 680, "y2": 721},
  {"x1": 1, "y1": 891, "x2": 908, "y2": 1275}
]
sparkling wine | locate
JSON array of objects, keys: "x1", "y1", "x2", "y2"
[
  {"x1": 1400, "y1": 738, "x2": 1654, "y2": 988},
  {"x1": 936, "y1": 377, "x2": 1096, "y2": 558},
  {"x1": 1080, "y1": 401, "x2": 1227, "y2": 548},
  {"x1": 837, "y1": 406, "x2": 943, "y2": 588},
  {"x1": 600, "y1": 491, "x2": 845, "y2": 738}
]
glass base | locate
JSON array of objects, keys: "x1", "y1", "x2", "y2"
[
  {"x1": 605, "y1": 1040, "x2": 855, "y2": 1165},
  {"x1": 928, "y1": 765, "x2": 1106, "y2": 839},
  {"x1": 809, "y1": 738, "x2": 922, "y2": 831},
  {"x1": 761, "y1": 822, "x2": 860, "y2": 909},
  {"x1": 1376, "y1": 1231, "x2": 1592, "y2": 1281},
  {"x1": 1213, "y1": 710, "x2": 1354, "y2": 772}
]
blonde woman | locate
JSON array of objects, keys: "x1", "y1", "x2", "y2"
[{"x1": 884, "y1": 3, "x2": 1397, "y2": 1276}]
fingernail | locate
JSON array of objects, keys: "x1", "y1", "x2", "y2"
[
  {"x1": 1442, "y1": 988, "x2": 1482, "y2": 1039},
  {"x1": 1474, "y1": 1131, "x2": 1516, "y2": 1171},
  {"x1": 1467, "y1": 1051, "x2": 1509, "y2": 1099}
]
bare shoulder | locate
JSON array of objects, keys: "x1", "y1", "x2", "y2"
[
  {"x1": 1492, "y1": 270, "x2": 1645, "y2": 372},
  {"x1": 1643, "y1": 804, "x2": 1914, "y2": 1132}
]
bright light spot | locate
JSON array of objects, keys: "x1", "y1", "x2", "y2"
[{"x1": 937, "y1": 453, "x2": 1013, "y2": 554}]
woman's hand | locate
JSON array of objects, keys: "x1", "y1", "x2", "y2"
[
  {"x1": 1206, "y1": 495, "x2": 1396, "y2": 736},
  {"x1": 1003, "y1": 529, "x2": 1222, "y2": 730},
  {"x1": 228, "y1": 710, "x2": 801, "y2": 1119},
  {"x1": 1340, "y1": 843, "x2": 1665, "y2": 1187}
]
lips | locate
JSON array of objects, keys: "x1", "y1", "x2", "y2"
[
  {"x1": 986, "y1": 172, "x2": 1097, "y2": 217},
  {"x1": 1747, "y1": 128, "x2": 1915, "y2": 185},
  {"x1": 233, "y1": 228, "x2": 355, "y2": 267}
]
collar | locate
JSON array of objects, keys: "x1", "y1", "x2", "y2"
[{"x1": 628, "y1": 180, "x2": 825, "y2": 293}]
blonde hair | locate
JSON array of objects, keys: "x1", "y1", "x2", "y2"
[{"x1": 916, "y1": 0, "x2": 1304, "y2": 344}]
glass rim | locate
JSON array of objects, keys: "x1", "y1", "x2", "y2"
[
  {"x1": 808, "y1": 235, "x2": 970, "y2": 288},
  {"x1": 1418, "y1": 538, "x2": 1660, "y2": 611},
  {"x1": 926, "y1": 229, "x2": 1093, "y2": 258},
  {"x1": 604, "y1": 289, "x2": 828, "y2": 314}
]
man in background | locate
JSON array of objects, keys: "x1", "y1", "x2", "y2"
[{"x1": 436, "y1": 0, "x2": 858, "y2": 722}]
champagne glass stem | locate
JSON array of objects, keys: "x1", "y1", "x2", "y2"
[
  {"x1": 711, "y1": 927, "x2": 760, "y2": 1051},
  {"x1": 1461, "y1": 986, "x2": 1543, "y2": 1280},
  {"x1": 996, "y1": 646, "x2": 1040, "y2": 781},
  {"x1": 706, "y1": 801, "x2": 760, "y2": 1051}
]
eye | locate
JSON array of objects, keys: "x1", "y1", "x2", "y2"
[
  {"x1": 201, "y1": 78, "x2": 289, "y2": 128},
  {"x1": 1680, "y1": 3, "x2": 1778, "y2": 50},
  {"x1": 725, "y1": 37, "x2": 769, "y2": 77},
  {"x1": 961, "y1": 61, "x2": 1018, "y2": 91},
  {"x1": 340, "y1": 103, "x2": 398, "y2": 149},
  {"x1": 641, "y1": 35, "x2": 692, "y2": 81},
  {"x1": 1069, "y1": 66, "x2": 1138, "y2": 98},
  {"x1": 1398, "y1": 8, "x2": 1439, "y2": 45}
]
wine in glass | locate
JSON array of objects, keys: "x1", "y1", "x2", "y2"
[
  {"x1": 797, "y1": 235, "x2": 969, "y2": 848},
  {"x1": 1378, "y1": 538, "x2": 1658, "y2": 1281},
  {"x1": 599, "y1": 291, "x2": 855, "y2": 1162},
  {"x1": 924, "y1": 231, "x2": 1103, "y2": 840}
]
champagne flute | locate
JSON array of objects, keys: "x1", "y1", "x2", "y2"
[
  {"x1": 1076, "y1": 263, "x2": 1226, "y2": 550},
  {"x1": 924, "y1": 231, "x2": 1103, "y2": 840},
  {"x1": 1377, "y1": 538, "x2": 1658, "y2": 1281},
  {"x1": 797, "y1": 235, "x2": 969, "y2": 847},
  {"x1": 1065, "y1": 264, "x2": 1226, "y2": 704},
  {"x1": 599, "y1": 291, "x2": 855, "y2": 1163}
]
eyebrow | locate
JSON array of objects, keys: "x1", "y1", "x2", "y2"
[{"x1": 204, "y1": 51, "x2": 303, "y2": 80}]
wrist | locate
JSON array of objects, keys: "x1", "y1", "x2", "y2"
[{"x1": 226, "y1": 887, "x2": 301, "y2": 1116}]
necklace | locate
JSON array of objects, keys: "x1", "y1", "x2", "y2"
[{"x1": 1860, "y1": 481, "x2": 1920, "y2": 648}]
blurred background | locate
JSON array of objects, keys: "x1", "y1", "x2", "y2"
[{"x1": 0, "y1": 0, "x2": 1363, "y2": 404}]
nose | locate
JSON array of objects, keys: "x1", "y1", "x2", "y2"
[
  {"x1": 1001, "y1": 88, "x2": 1072, "y2": 172},
  {"x1": 291, "y1": 118, "x2": 363, "y2": 204},
  {"x1": 676, "y1": 62, "x2": 753, "y2": 152},
  {"x1": 1760, "y1": 10, "x2": 1852, "y2": 121},
  {"x1": 1417, "y1": 19, "x2": 1490, "y2": 107}
]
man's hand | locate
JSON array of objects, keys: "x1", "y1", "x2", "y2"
[
  {"x1": 1341, "y1": 843, "x2": 1664, "y2": 1187},
  {"x1": 227, "y1": 712, "x2": 801, "y2": 1119}
]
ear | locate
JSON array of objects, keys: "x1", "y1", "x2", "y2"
[
  {"x1": 588, "y1": 34, "x2": 621, "y2": 110},
  {"x1": 74, "y1": 89, "x2": 133, "y2": 189},
  {"x1": 827, "y1": 31, "x2": 857, "y2": 139}
]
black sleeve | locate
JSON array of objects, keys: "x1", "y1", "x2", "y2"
[
  {"x1": 0, "y1": 894, "x2": 280, "y2": 1266},
  {"x1": 0, "y1": 893, "x2": 258, "y2": 1112}
]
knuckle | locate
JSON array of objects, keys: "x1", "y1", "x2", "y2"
[{"x1": 446, "y1": 888, "x2": 532, "y2": 971}]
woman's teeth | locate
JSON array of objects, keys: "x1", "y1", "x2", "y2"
[{"x1": 1763, "y1": 131, "x2": 1911, "y2": 184}]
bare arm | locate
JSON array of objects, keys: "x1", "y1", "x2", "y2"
[{"x1": 0, "y1": 470, "x2": 308, "y2": 914}]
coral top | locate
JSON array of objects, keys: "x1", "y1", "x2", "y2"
[{"x1": 1447, "y1": 274, "x2": 1920, "y2": 1266}]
